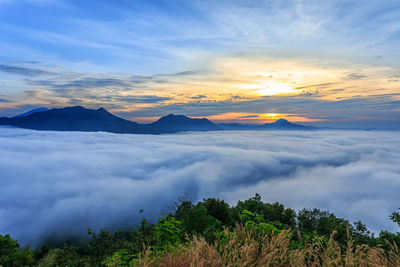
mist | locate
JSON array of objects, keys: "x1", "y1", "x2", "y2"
[{"x1": 0, "y1": 127, "x2": 399, "y2": 246}]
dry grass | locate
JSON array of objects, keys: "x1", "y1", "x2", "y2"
[{"x1": 131, "y1": 226, "x2": 400, "y2": 267}]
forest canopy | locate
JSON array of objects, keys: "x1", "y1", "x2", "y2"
[{"x1": 1, "y1": 194, "x2": 400, "y2": 266}]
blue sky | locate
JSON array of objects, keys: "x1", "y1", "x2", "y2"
[{"x1": 0, "y1": 0, "x2": 399, "y2": 127}]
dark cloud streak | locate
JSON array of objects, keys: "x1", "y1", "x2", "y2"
[{"x1": 0, "y1": 64, "x2": 55, "y2": 76}]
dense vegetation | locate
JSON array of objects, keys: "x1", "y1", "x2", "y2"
[{"x1": 1, "y1": 194, "x2": 400, "y2": 266}]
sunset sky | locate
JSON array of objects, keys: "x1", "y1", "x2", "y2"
[{"x1": 0, "y1": 0, "x2": 399, "y2": 128}]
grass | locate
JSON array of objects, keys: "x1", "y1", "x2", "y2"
[{"x1": 122, "y1": 226, "x2": 400, "y2": 267}]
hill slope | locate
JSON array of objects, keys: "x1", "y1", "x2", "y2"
[
  {"x1": 147, "y1": 114, "x2": 220, "y2": 133},
  {"x1": 0, "y1": 107, "x2": 221, "y2": 134},
  {"x1": 264, "y1": 119, "x2": 315, "y2": 130},
  {"x1": 0, "y1": 106, "x2": 143, "y2": 133}
]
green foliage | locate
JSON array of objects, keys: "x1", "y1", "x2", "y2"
[
  {"x1": 0, "y1": 234, "x2": 34, "y2": 267},
  {"x1": 201, "y1": 198, "x2": 235, "y2": 227},
  {"x1": 297, "y1": 208, "x2": 351, "y2": 247},
  {"x1": 390, "y1": 209, "x2": 400, "y2": 227},
  {"x1": 377, "y1": 231, "x2": 400, "y2": 251},
  {"x1": 176, "y1": 203, "x2": 222, "y2": 241},
  {"x1": 2, "y1": 195, "x2": 400, "y2": 266},
  {"x1": 81, "y1": 229, "x2": 132, "y2": 265},
  {"x1": 240, "y1": 209, "x2": 281, "y2": 236},
  {"x1": 154, "y1": 215, "x2": 182, "y2": 251},
  {"x1": 36, "y1": 245, "x2": 86, "y2": 267},
  {"x1": 352, "y1": 220, "x2": 376, "y2": 247},
  {"x1": 0, "y1": 234, "x2": 20, "y2": 266},
  {"x1": 236, "y1": 193, "x2": 296, "y2": 229},
  {"x1": 239, "y1": 209, "x2": 256, "y2": 222},
  {"x1": 102, "y1": 249, "x2": 137, "y2": 267},
  {"x1": 129, "y1": 219, "x2": 155, "y2": 249}
]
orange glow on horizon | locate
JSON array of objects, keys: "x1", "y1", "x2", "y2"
[
  {"x1": 199, "y1": 112, "x2": 325, "y2": 124},
  {"x1": 127, "y1": 112, "x2": 326, "y2": 124}
]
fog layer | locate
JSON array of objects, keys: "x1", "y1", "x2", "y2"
[{"x1": 0, "y1": 127, "x2": 399, "y2": 246}]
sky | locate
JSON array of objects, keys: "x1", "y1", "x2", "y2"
[
  {"x1": 1, "y1": 128, "x2": 399, "y2": 246},
  {"x1": 0, "y1": 0, "x2": 399, "y2": 127}
]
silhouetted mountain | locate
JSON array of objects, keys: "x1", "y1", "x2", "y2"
[
  {"x1": 13, "y1": 107, "x2": 49, "y2": 118},
  {"x1": 0, "y1": 106, "x2": 143, "y2": 133},
  {"x1": 264, "y1": 119, "x2": 315, "y2": 130},
  {"x1": 218, "y1": 119, "x2": 315, "y2": 130},
  {"x1": 0, "y1": 107, "x2": 315, "y2": 134},
  {"x1": 147, "y1": 114, "x2": 220, "y2": 133},
  {"x1": 0, "y1": 107, "x2": 221, "y2": 134}
]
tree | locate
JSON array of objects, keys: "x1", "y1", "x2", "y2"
[
  {"x1": 202, "y1": 198, "x2": 234, "y2": 227},
  {"x1": 235, "y1": 194, "x2": 296, "y2": 229},
  {"x1": 390, "y1": 209, "x2": 400, "y2": 227},
  {"x1": 154, "y1": 216, "x2": 182, "y2": 250},
  {"x1": 297, "y1": 208, "x2": 350, "y2": 247},
  {"x1": 0, "y1": 234, "x2": 34, "y2": 267},
  {"x1": 177, "y1": 204, "x2": 222, "y2": 241}
]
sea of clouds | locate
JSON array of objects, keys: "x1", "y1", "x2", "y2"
[{"x1": 0, "y1": 127, "x2": 400, "y2": 246}]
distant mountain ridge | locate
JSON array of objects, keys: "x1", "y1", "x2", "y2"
[
  {"x1": 264, "y1": 118, "x2": 314, "y2": 130},
  {"x1": 218, "y1": 118, "x2": 315, "y2": 131},
  {"x1": 0, "y1": 106, "x2": 142, "y2": 133},
  {"x1": 148, "y1": 114, "x2": 220, "y2": 132},
  {"x1": 0, "y1": 106, "x2": 314, "y2": 134},
  {"x1": 0, "y1": 106, "x2": 220, "y2": 134}
]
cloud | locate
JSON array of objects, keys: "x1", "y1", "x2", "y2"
[
  {"x1": 239, "y1": 115, "x2": 259, "y2": 118},
  {"x1": 0, "y1": 128, "x2": 399, "y2": 247},
  {"x1": 344, "y1": 73, "x2": 367, "y2": 80},
  {"x1": 28, "y1": 77, "x2": 129, "y2": 90},
  {"x1": 0, "y1": 64, "x2": 54, "y2": 76},
  {"x1": 161, "y1": 70, "x2": 204, "y2": 77},
  {"x1": 298, "y1": 89, "x2": 320, "y2": 97},
  {"x1": 189, "y1": 94, "x2": 207, "y2": 100},
  {"x1": 116, "y1": 95, "x2": 171, "y2": 103}
]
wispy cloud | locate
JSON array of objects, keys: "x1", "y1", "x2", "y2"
[
  {"x1": 344, "y1": 73, "x2": 367, "y2": 80},
  {"x1": 0, "y1": 64, "x2": 55, "y2": 76},
  {"x1": 118, "y1": 95, "x2": 171, "y2": 103}
]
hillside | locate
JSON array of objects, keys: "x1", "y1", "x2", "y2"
[
  {"x1": 0, "y1": 107, "x2": 220, "y2": 134},
  {"x1": 1, "y1": 194, "x2": 399, "y2": 266},
  {"x1": 0, "y1": 106, "x2": 316, "y2": 134}
]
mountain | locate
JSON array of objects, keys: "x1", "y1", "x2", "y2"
[
  {"x1": 0, "y1": 106, "x2": 143, "y2": 133},
  {"x1": 0, "y1": 107, "x2": 220, "y2": 134},
  {"x1": 264, "y1": 119, "x2": 315, "y2": 130},
  {"x1": 218, "y1": 119, "x2": 315, "y2": 130},
  {"x1": 147, "y1": 114, "x2": 220, "y2": 133},
  {"x1": 13, "y1": 107, "x2": 49, "y2": 118},
  {"x1": 0, "y1": 107, "x2": 314, "y2": 134}
]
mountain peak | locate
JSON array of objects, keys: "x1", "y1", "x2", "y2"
[
  {"x1": 263, "y1": 118, "x2": 313, "y2": 130},
  {"x1": 164, "y1": 114, "x2": 186, "y2": 118},
  {"x1": 97, "y1": 107, "x2": 111, "y2": 114},
  {"x1": 271, "y1": 118, "x2": 292, "y2": 126},
  {"x1": 151, "y1": 114, "x2": 219, "y2": 132}
]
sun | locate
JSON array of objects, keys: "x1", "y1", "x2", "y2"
[{"x1": 260, "y1": 113, "x2": 285, "y2": 121}]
